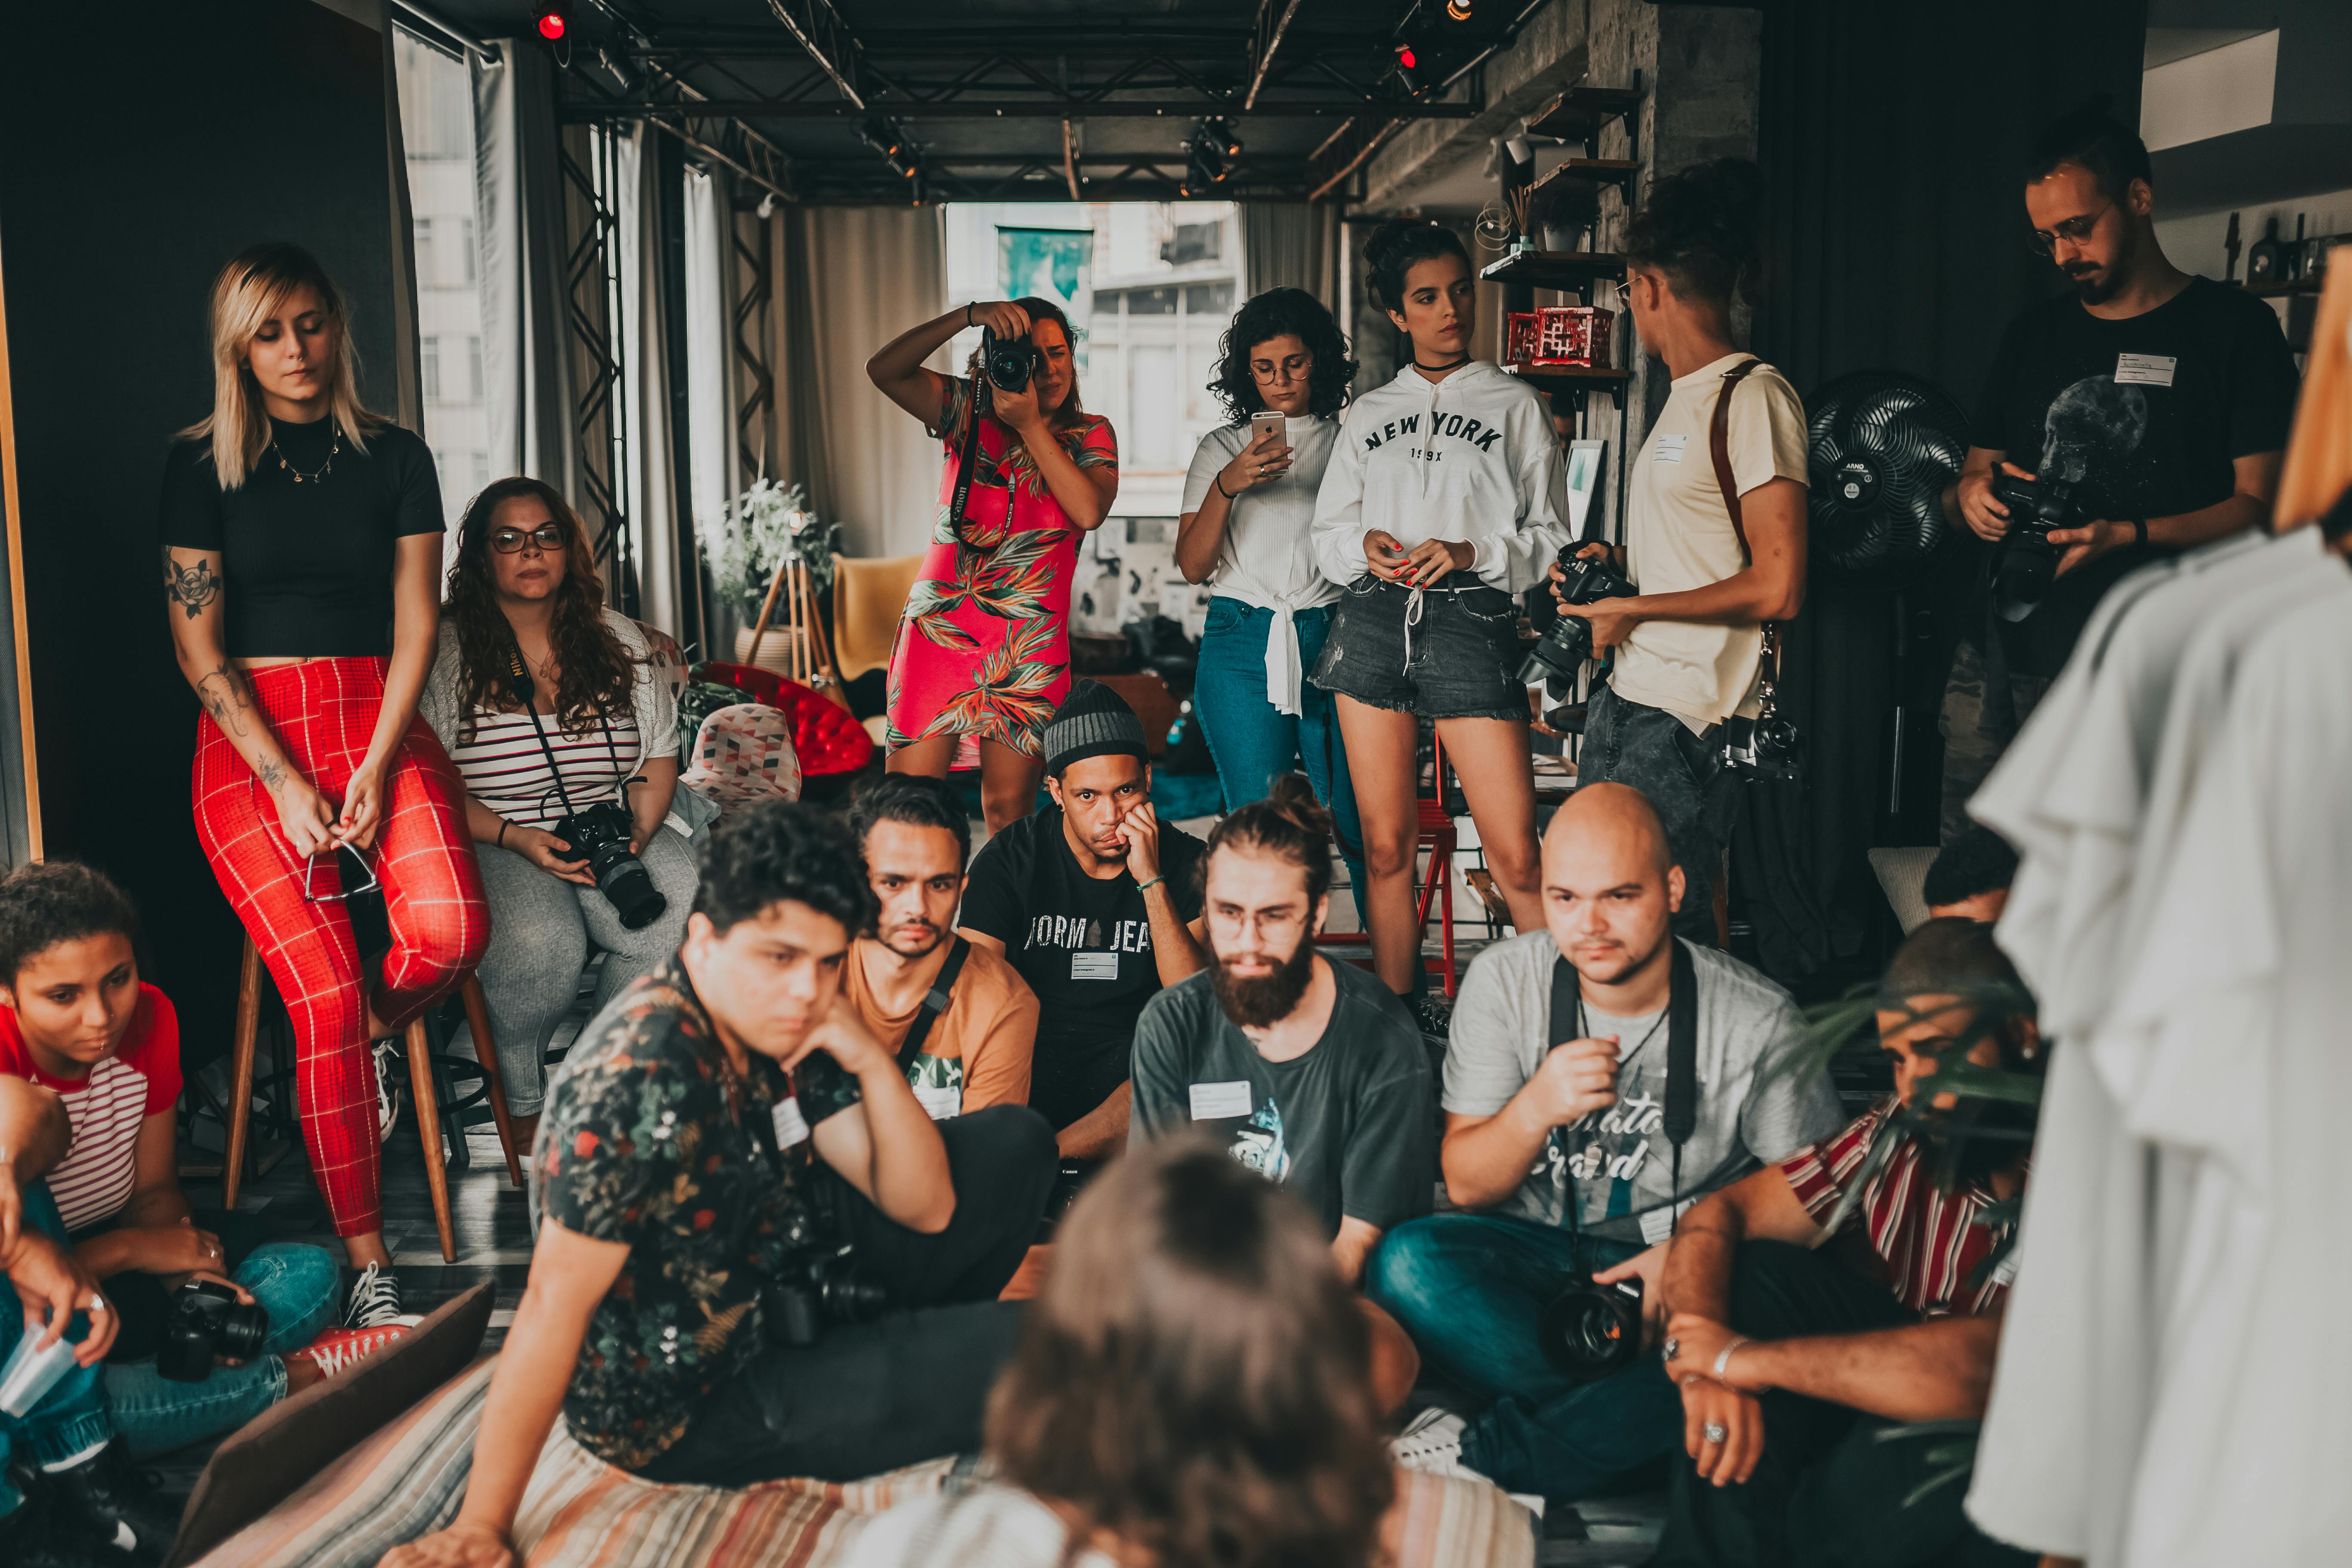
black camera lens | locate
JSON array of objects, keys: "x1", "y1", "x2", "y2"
[
  {"x1": 157, "y1": 1278, "x2": 270, "y2": 1382},
  {"x1": 558, "y1": 803, "x2": 667, "y2": 930},
  {"x1": 1535, "y1": 1275, "x2": 1643, "y2": 1382},
  {"x1": 595, "y1": 854, "x2": 667, "y2": 931},
  {"x1": 819, "y1": 1264, "x2": 890, "y2": 1326},
  {"x1": 1519, "y1": 546, "x2": 1633, "y2": 697},
  {"x1": 980, "y1": 327, "x2": 1036, "y2": 393}
]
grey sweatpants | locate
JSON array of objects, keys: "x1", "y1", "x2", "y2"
[{"x1": 454, "y1": 824, "x2": 699, "y2": 1115}]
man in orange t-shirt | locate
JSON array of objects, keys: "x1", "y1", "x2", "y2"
[{"x1": 842, "y1": 776, "x2": 1038, "y2": 1118}]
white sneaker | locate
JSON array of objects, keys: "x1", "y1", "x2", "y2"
[
  {"x1": 371, "y1": 1039, "x2": 401, "y2": 1142},
  {"x1": 343, "y1": 1261, "x2": 423, "y2": 1329},
  {"x1": 1390, "y1": 1409, "x2": 1547, "y2": 1519}
]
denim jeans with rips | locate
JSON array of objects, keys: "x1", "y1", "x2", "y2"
[{"x1": 0, "y1": 1183, "x2": 115, "y2": 1519}]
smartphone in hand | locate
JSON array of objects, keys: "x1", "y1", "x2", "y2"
[{"x1": 1250, "y1": 409, "x2": 1286, "y2": 443}]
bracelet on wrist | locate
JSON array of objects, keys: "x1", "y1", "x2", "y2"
[
  {"x1": 1214, "y1": 475, "x2": 1237, "y2": 500},
  {"x1": 1713, "y1": 1335, "x2": 1750, "y2": 1382},
  {"x1": 496, "y1": 820, "x2": 511, "y2": 849},
  {"x1": 1134, "y1": 873, "x2": 1165, "y2": 893}
]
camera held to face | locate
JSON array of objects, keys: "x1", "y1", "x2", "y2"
[
  {"x1": 554, "y1": 799, "x2": 666, "y2": 931},
  {"x1": 760, "y1": 1184, "x2": 889, "y2": 1348},
  {"x1": 157, "y1": 1277, "x2": 270, "y2": 1383},
  {"x1": 980, "y1": 326, "x2": 1041, "y2": 395},
  {"x1": 1520, "y1": 546, "x2": 1638, "y2": 698},
  {"x1": 1989, "y1": 469, "x2": 2079, "y2": 622},
  {"x1": 1536, "y1": 1272, "x2": 1645, "y2": 1382}
]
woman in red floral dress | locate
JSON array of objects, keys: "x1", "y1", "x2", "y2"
[{"x1": 869, "y1": 297, "x2": 1120, "y2": 830}]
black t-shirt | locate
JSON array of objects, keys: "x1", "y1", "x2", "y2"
[
  {"x1": 1129, "y1": 957, "x2": 1435, "y2": 1240},
  {"x1": 158, "y1": 417, "x2": 444, "y2": 657},
  {"x1": 1969, "y1": 277, "x2": 2298, "y2": 675},
  {"x1": 959, "y1": 806, "x2": 1207, "y2": 1130}
]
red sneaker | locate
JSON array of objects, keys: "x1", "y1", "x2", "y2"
[{"x1": 286, "y1": 1323, "x2": 410, "y2": 1380}]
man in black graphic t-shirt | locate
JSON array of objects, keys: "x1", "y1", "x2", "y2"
[
  {"x1": 1937, "y1": 101, "x2": 2298, "y2": 842},
  {"x1": 961, "y1": 681, "x2": 1207, "y2": 1155}
]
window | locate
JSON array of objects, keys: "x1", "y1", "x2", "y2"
[
  {"x1": 1160, "y1": 221, "x2": 1222, "y2": 266},
  {"x1": 412, "y1": 218, "x2": 434, "y2": 287},
  {"x1": 465, "y1": 336, "x2": 483, "y2": 404},
  {"x1": 457, "y1": 217, "x2": 476, "y2": 284},
  {"x1": 1130, "y1": 286, "x2": 1177, "y2": 315},
  {"x1": 395, "y1": 29, "x2": 493, "y2": 522},
  {"x1": 471, "y1": 451, "x2": 491, "y2": 491},
  {"x1": 420, "y1": 335, "x2": 441, "y2": 401},
  {"x1": 1184, "y1": 282, "x2": 1233, "y2": 316}
]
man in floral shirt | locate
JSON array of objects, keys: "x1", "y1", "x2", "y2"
[{"x1": 386, "y1": 804, "x2": 1058, "y2": 1568}]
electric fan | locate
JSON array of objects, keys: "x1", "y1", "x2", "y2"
[{"x1": 1804, "y1": 370, "x2": 1969, "y2": 589}]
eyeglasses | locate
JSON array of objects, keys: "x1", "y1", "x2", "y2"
[
  {"x1": 490, "y1": 524, "x2": 566, "y2": 554},
  {"x1": 1250, "y1": 358, "x2": 1311, "y2": 383},
  {"x1": 302, "y1": 850, "x2": 381, "y2": 905},
  {"x1": 2026, "y1": 199, "x2": 2112, "y2": 257}
]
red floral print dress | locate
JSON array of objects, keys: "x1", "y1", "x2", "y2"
[{"x1": 886, "y1": 378, "x2": 1118, "y2": 758}]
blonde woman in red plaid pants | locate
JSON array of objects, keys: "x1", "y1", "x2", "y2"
[{"x1": 161, "y1": 245, "x2": 487, "y2": 1329}]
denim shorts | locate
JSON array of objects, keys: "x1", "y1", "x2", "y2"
[{"x1": 1309, "y1": 575, "x2": 1528, "y2": 721}]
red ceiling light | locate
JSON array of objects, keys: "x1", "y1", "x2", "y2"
[
  {"x1": 534, "y1": 5, "x2": 567, "y2": 41},
  {"x1": 1396, "y1": 45, "x2": 1417, "y2": 69}
]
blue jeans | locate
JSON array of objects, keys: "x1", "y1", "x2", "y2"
[
  {"x1": 1368, "y1": 1213, "x2": 1684, "y2": 1501},
  {"x1": 0, "y1": 1184, "x2": 114, "y2": 1518},
  {"x1": 1194, "y1": 599, "x2": 1365, "y2": 892},
  {"x1": 101, "y1": 1240, "x2": 340, "y2": 1458}
]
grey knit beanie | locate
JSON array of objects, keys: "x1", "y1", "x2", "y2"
[{"x1": 1042, "y1": 680, "x2": 1148, "y2": 775}]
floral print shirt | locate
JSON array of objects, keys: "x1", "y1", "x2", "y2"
[{"x1": 536, "y1": 957, "x2": 863, "y2": 1469}]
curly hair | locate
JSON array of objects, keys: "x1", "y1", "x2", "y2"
[
  {"x1": 1201, "y1": 772, "x2": 1333, "y2": 905},
  {"x1": 963, "y1": 296, "x2": 1087, "y2": 430},
  {"x1": 987, "y1": 1136, "x2": 1394, "y2": 1568},
  {"x1": 1361, "y1": 218, "x2": 1471, "y2": 314},
  {"x1": 693, "y1": 799, "x2": 877, "y2": 938},
  {"x1": 1207, "y1": 287, "x2": 1357, "y2": 423},
  {"x1": 0, "y1": 861, "x2": 141, "y2": 983},
  {"x1": 1622, "y1": 156, "x2": 1764, "y2": 307},
  {"x1": 444, "y1": 478, "x2": 636, "y2": 742}
]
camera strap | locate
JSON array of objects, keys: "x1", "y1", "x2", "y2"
[
  {"x1": 1547, "y1": 938, "x2": 1700, "y2": 1243},
  {"x1": 504, "y1": 636, "x2": 637, "y2": 828},
  {"x1": 944, "y1": 376, "x2": 986, "y2": 539},
  {"x1": 895, "y1": 937, "x2": 971, "y2": 1073},
  {"x1": 1710, "y1": 358, "x2": 1784, "y2": 712}
]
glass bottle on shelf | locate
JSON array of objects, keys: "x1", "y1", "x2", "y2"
[
  {"x1": 2285, "y1": 214, "x2": 2308, "y2": 280},
  {"x1": 2247, "y1": 216, "x2": 2282, "y2": 287}
]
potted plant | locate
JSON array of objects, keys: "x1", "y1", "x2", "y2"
[{"x1": 700, "y1": 478, "x2": 842, "y2": 674}]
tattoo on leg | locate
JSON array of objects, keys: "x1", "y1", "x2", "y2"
[{"x1": 163, "y1": 552, "x2": 222, "y2": 619}]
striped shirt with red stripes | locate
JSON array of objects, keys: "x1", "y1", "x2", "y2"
[
  {"x1": 0, "y1": 986, "x2": 180, "y2": 1232},
  {"x1": 1781, "y1": 1095, "x2": 2018, "y2": 1318}
]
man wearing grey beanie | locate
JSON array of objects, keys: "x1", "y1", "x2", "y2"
[{"x1": 960, "y1": 680, "x2": 1209, "y2": 1158}]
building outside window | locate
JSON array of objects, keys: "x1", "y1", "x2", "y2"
[{"x1": 393, "y1": 29, "x2": 491, "y2": 522}]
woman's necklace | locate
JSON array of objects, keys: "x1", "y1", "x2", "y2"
[
  {"x1": 271, "y1": 421, "x2": 342, "y2": 484},
  {"x1": 1413, "y1": 352, "x2": 1471, "y2": 373}
]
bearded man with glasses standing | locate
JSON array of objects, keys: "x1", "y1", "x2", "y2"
[{"x1": 1935, "y1": 97, "x2": 2299, "y2": 841}]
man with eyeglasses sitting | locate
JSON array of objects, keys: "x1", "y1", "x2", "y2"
[{"x1": 1935, "y1": 96, "x2": 2298, "y2": 842}]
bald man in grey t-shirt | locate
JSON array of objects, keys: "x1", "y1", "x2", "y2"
[{"x1": 1372, "y1": 785, "x2": 1842, "y2": 1505}]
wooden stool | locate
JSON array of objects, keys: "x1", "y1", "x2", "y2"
[{"x1": 222, "y1": 940, "x2": 522, "y2": 1265}]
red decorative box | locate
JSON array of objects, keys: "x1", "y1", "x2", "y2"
[
  {"x1": 1506, "y1": 310, "x2": 1540, "y2": 366},
  {"x1": 1529, "y1": 305, "x2": 1614, "y2": 368}
]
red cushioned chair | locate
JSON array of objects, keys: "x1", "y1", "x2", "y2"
[{"x1": 697, "y1": 662, "x2": 875, "y2": 778}]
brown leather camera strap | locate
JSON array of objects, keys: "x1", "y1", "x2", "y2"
[{"x1": 1708, "y1": 356, "x2": 1783, "y2": 686}]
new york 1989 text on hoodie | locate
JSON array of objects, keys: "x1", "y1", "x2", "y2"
[{"x1": 1357, "y1": 409, "x2": 1507, "y2": 462}]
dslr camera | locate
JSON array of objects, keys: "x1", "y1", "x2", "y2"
[
  {"x1": 760, "y1": 1185, "x2": 889, "y2": 1348},
  {"x1": 1989, "y1": 469, "x2": 2079, "y2": 622},
  {"x1": 1535, "y1": 1272, "x2": 1645, "y2": 1382},
  {"x1": 1520, "y1": 545, "x2": 1637, "y2": 698},
  {"x1": 980, "y1": 325, "x2": 1041, "y2": 395},
  {"x1": 1721, "y1": 711, "x2": 1804, "y2": 782},
  {"x1": 554, "y1": 799, "x2": 666, "y2": 931},
  {"x1": 158, "y1": 1277, "x2": 270, "y2": 1383}
]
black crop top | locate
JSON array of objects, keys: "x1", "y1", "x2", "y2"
[{"x1": 157, "y1": 417, "x2": 444, "y2": 658}]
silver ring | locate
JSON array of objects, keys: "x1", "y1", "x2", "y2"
[
  {"x1": 1661, "y1": 1337, "x2": 1680, "y2": 1363},
  {"x1": 1703, "y1": 1421, "x2": 1727, "y2": 1445}
]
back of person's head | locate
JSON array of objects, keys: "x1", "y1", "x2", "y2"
[
  {"x1": 987, "y1": 1136, "x2": 1394, "y2": 1568},
  {"x1": 1879, "y1": 916, "x2": 2037, "y2": 1066},
  {"x1": 1621, "y1": 156, "x2": 1763, "y2": 307},
  {"x1": 849, "y1": 772, "x2": 971, "y2": 869},
  {"x1": 1211, "y1": 287, "x2": 1357, "y2": 421},
  {"x1": 2026, "y1": 93, "x2": 2152, "y2": 202},
  {"x1": 1922, "y1": 825, "x2": 2018, "y2": 916},
  {"x1": 693, "y1": 799, "x2": 876, "y2": 937},
  {"x1": 1362, "y1": 218, "x2": 1471, "y2": 315},
  {"x1": 1203, "y1": 774, "x2": 1333, "y2": 906},
  {"x1": 0, "y1": 861, "x2": 141, "y2": 985}
]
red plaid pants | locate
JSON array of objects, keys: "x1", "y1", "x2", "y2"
[{"x1": 191, "y1": 658, "x2": 488, "y2": 1238}]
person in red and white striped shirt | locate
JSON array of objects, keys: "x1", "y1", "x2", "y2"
[{"x1": 1647, "y1": 918, "x2": 2045, "y2": 1568}]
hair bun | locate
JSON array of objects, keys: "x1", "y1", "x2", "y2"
[{"x1": 1263, "y1": 772, "x2": 1333, "y2": 841}]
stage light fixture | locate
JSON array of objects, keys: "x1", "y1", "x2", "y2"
[
  {"x1": 1393, "y1": 43, "x2": 1425, "y2": 93},
  {"x1": 534, "y1": 4, "x2": 567, "y2": 41},
  {"x1": 1445, "y1": 0, "x2": 1472, "y2": 19}
]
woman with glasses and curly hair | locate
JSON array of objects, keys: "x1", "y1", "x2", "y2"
[
  {"x1": 420, "y1": 478, "x2": 697, "y2": 1153},
  {"x1": 867, "y1": 297, "x2": 1119, "y2": 832},
  {"x1": 847, "y1": 1135, "x2": 1398, "y2": 1568},
  {"x1": 1176, "y1": 287, "x2": 1364, "y2": 894},
  {"x1": 162, "y1": 243, "x2": 487, "y2": 1329}
]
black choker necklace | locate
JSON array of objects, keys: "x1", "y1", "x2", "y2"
[{"x1": 1413, "y1": 352, "x2": 1470, "y2": 373}]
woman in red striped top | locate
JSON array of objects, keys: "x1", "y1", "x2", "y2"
[{"x1": 1647, "y1": 918, "x2": 2043, "y2": 1568}]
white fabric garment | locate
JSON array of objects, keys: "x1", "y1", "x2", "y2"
[
  {"x1": 1181, "y1": 416, "x2": 1339, "y2": 714},
  {"x1": 1310, "y1": 361, "x2": 1568, "y2": 596}
]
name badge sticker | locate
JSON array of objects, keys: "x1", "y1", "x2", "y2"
[
  {"x1": 912, "y1": 1084, "x2": 963, "y2": 1121},
  {"x1": 771, "y1": 1096, "x2": 812, "y2": 1149},
  {"x1": 1653, "y1": 434, "x2": 1689, "y2": 464},
  {"x1": 2115, "y1": 352, "x2": 2177, "y2": 387},
  {"x1": 1189, "y1": 1081, "x2": 1254, "y2": 1120},
  {"x1": 1071, "y1": 951, "x2": 1119, "y2": 980}
]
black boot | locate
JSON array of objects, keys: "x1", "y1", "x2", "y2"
[
  {"x1": 41, "y1": 1441, "x2": 179, "y2": 1565},
  {"x1": 5, "y1": 1464, "x2": 143, "y2": 1568}
]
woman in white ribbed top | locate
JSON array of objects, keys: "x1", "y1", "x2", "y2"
[
  {"x1": 421, "y1": 479, "x2": 697, "y2": 1146},
  {"x1": 1175, "y1": 287, "x2": 1364, "y2": 891}
]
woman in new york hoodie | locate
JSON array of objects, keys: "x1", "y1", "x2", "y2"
[{"x1": 1308, "y1": 220, "x2": 1569, "y2": 998}]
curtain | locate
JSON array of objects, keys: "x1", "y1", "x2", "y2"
[
  {"x1": 621, "y1": 126, "x2": 689, "y2": 638},
  {"x1": 472, "y1": 37, "x2": 574, "y2": 493},
  {"x1": 771, "y1": 205, "x2": 948, "y2": 559},
  {"x1": 682, "y1": 165, "x2": 732, "y2": 567},
  {"x1": 1243, "y1": 202, "x2": 1340, "y2": 309}
]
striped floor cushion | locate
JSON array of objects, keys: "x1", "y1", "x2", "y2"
[{"x1": 189, "y1": 1358, "x2": 1531, "y2": 1568}]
